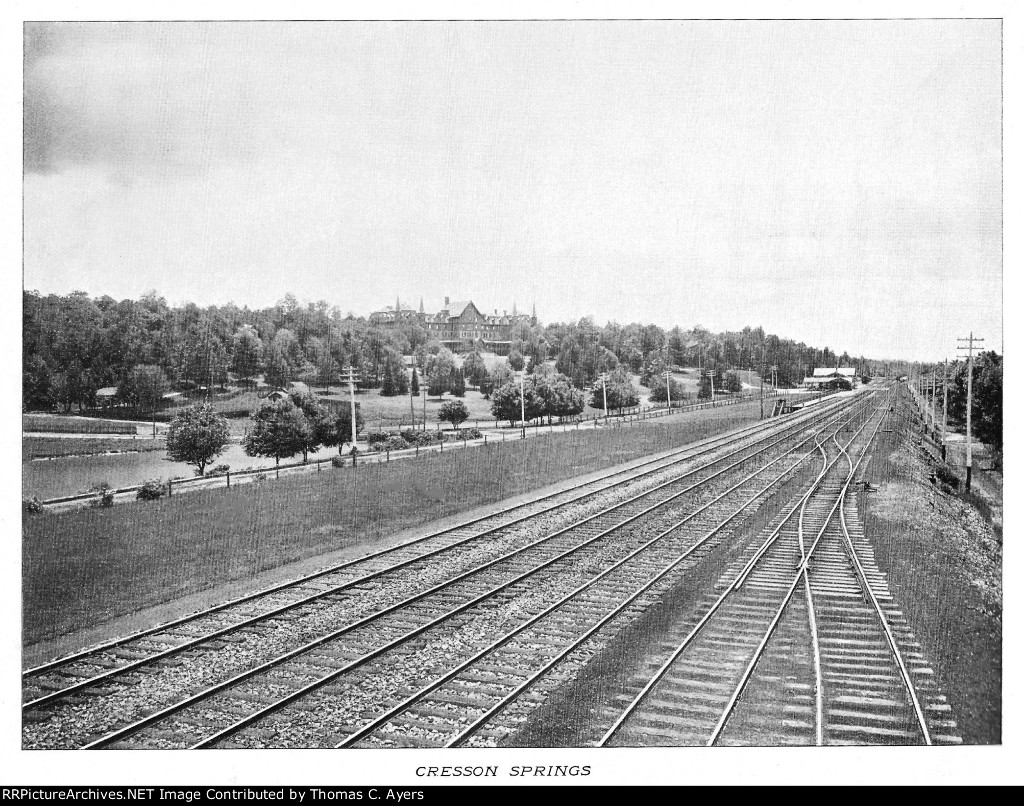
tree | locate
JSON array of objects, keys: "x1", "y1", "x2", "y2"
[
  {"x1": 650, "y1": 378, "x2": 684, "y2": 403},
  {"x1": 724, "y1": 370, "x2": 743, "y2": 394},
  {"x1": 508, "y1": 349, "x2": 526, "y2": 371},
  {"x1": 166, "y1": 404, "x2": 231, "y2": 476},
  {"x1": 331, "y1": 404, "x2": 365, "y2": 449},
  {"x1": 425, "y1": 348, "x2": 457, "y2": 398},
  {"x1": 949, "y1": 352, "x2": 1002, "y2": 467},
  {"x1": 244, "y1": 398, "x2": 310, "y2": 466},
  {"x1": 410, "y1": 365, "x2": 420, "y2": 396},
  {"x1": 438, "y1": 399, "x2": 470, "y2": 430},
  {"x1": 288, "y1": 388, "x2": 333, "y2": 462},
  {"x1": 450, "y1": 371, "x2": 466, "y2": 397},
  {"x1": 23, "y1": 355, "x2": 53, "y2": 409},
  {"x1": 118, "y1": 364, "x2": 169, "y2": 412},
  {"x1": 591, "y1": 368, "x2": 639, "y2": 411},
  {"x1": 698, "y1": 370, "x2": 713, "y2": 400},
  {"x1": 231, "y1": 325, "x2": 263, "y2": 386},
  {"x1": 639, "y1": 351, "x2": 670, "y2": 387},
  {"x1": 532, "y1": 366, "x2": 583, "y2": 423},
  {"x1": 973, "y1": 352, "x2": 1002, "y2": 466},
  {"x1": 263, "y1": 343, "x2": 291, "y2": 388},
  {"x1": 490, "y1": 360, "x2": 513, "y2": 389},
  {"x1": 380, "y1": 349, "x2": 408, "y2": 396},
  {"x1": 490, "y1": 381, "x2": 544, "y2": 427},
  {"x1": 462, "y1": 351, "x2": 488, "y2": 387}
]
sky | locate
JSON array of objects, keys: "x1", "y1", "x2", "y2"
[{"x1": 23, "y1": 19, "x2": 1002, "y2": 360}]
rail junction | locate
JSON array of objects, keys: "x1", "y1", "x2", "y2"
[{"x1": 22, "y1": 383, "x2": 959, "y2": 748}]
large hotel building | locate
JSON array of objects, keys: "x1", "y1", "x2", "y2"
[{"x1": 370, "y1": 297, "x2": 536, "y2": 354}]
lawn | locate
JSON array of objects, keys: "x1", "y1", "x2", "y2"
[
  {"x1": 23, "y1": 400, "x2": 768, "y2": 644},
  {"x1": 312, "y1": 387, "x2": 499, "y2": 431},
  {"x1": 23, "y1": 437, "x2": 166, "y2": 461},
  {"x1": 23, "y1": 415, "x2": 137, "y2": 435}
]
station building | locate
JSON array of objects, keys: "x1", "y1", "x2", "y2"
[
  {"x1": 370, "y1": 297, "x2": 536, "y2": 354},
  {"x1": 802, "y1": 367, "x2": 858, "y2": 390}
]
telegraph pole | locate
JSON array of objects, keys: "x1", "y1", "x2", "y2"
[
  {"x1": 661, "y1": 370, "x2": 672, "y2": 411},
  {"x1": 598, "y1": 371, "x2": 609, "y2": 423},
  {"x1": 516, "y1": 370, "x2": 527, "y2": 438},
  {"x1": 759, "y1": 358, "x2": 766, "y2": 420},
  {"x1": 409, "y1": 364, "x2": 416, "y2": 426},
  {"x1": 956, "y1": 333, "x2": 984, "y2": 492},
  {"x1": 941, "y1": 358, "x2": 948, "y2": 463},
  {"x1": 340, "y1": 365, "x2": 361, "y2": 451}
]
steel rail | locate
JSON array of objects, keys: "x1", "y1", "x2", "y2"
[
  {"x1": 199, "y1": 407, "x2": 856, "y2": 753},
  {"x1": 191, "y1": 411, "x2": 848, "y2": 750},
  {"x1": 79, "y1": 401, "x2": 863, "y2": 750},
  {"x1": 704, "y1": 405, "x2": 889, "y2": 746},
  {"x1": 798, "y1": 435, "x2": 829, "y2": 747},
  {"x1": 597, "y1": 401, "x2": 879, "y2": 747},
  {"x1": 28, "y1": 401, "x2": 845, "y2": 711},
  {"x1": 834, "y1": 410, "x2": 933, "y2": 745},
  {"x1": 26, "y1": 397, "x2": 850, "y2": 680},
  {"x1": 437, "y1": 424, "x2": 860, "y2": 748}
]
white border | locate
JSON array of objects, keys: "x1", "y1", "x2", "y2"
[{"x1": 3, "y1": 1, "x2": 1018, "y2": 787}]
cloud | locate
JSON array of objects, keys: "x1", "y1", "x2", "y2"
[{"x1": 22, "y1": 21, "x2": 1002, "y2": 358}]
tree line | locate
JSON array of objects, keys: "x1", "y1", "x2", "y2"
[
  {"x1": 22, "y1": 289, "x2": 887, "y2": 415},
  {"x1": 24, "y1": 289, "x2": 1001, "y2": 466}
]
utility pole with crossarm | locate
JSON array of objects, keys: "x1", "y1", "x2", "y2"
[
  {"x1": 956, "y1": 333, "x2": 984, "y2": 492},
  {"x1": 340, "y1": 365, "x2": 362, "y2": 452}
]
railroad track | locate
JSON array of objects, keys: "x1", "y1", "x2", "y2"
[
  {"x1": 23, "y1": 392, "x2": 874, "y2": 749},
  {"x1": 594, "y1": 392, "x2": 960, "y2": 746},
  {"x1": 24, "y1": 403, "x2": 833, "y2": 701}
]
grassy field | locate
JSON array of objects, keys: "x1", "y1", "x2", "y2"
[
  {"x1": 23, "y1": 401, "x2": 766, "y2": 643},
  {"x1": 314, "y1": 387, "x2": 499, "y2": 430},
  {"x1": 23, "y1": 437, "x2": 166, "y2": 461},
  {"x1": 860, "y1": 405, "x2": 1002, "y2": 744},
  {"x1": 23, "y1": 415, "x2": 137, "y2": 435}
]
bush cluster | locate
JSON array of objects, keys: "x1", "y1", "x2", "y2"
[
  {"x1": 934, "y1": 464, "x2": 960, "y2": 492},
  {"x1": 90, "y1": 483, "x2": 115, "y2": 508},
  {"x1": 136, "y1": 479, "x2": 167, "y2": 501},
  {"x1": 365, "y1": 427, "x2": 486, "y2": 452},
  {"x1": 399, "y1": 429, "x2": 446, "y2": 446}
]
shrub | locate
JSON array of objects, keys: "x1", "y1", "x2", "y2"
[
  {"x1": 459, "y1": 427, "x2": 484, "y2": 440},
  {"x1": 935, "y1": 464, "x2": 960, "y2": 491},
  {"x1": 90, "y1": 483, "x2": 115, "y2": 508},
  {"x1": 24, "y1": 496, "x2": 43, "y2": 515},
  {"x1": 399, "y1": 429, "x2": 444, "y2": 446},
  {"x1": 438, "y1": 399, "x2": 470, "y2": 430},
  {"x1": 331, "y1": 456, "x2": 346, "y2": 468},
  {"x1": 136, "y1": 479, "x2": 167, "y2": 501},
  {"x1": 384, "y1": 435, "x2": 411, "y2": 452},
  {"x1": 364, "y1": 431, "x2": 390, "y2": 445},
  {"x1": 208, "y1": 464, "x2": 231, "y2": 476}
]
